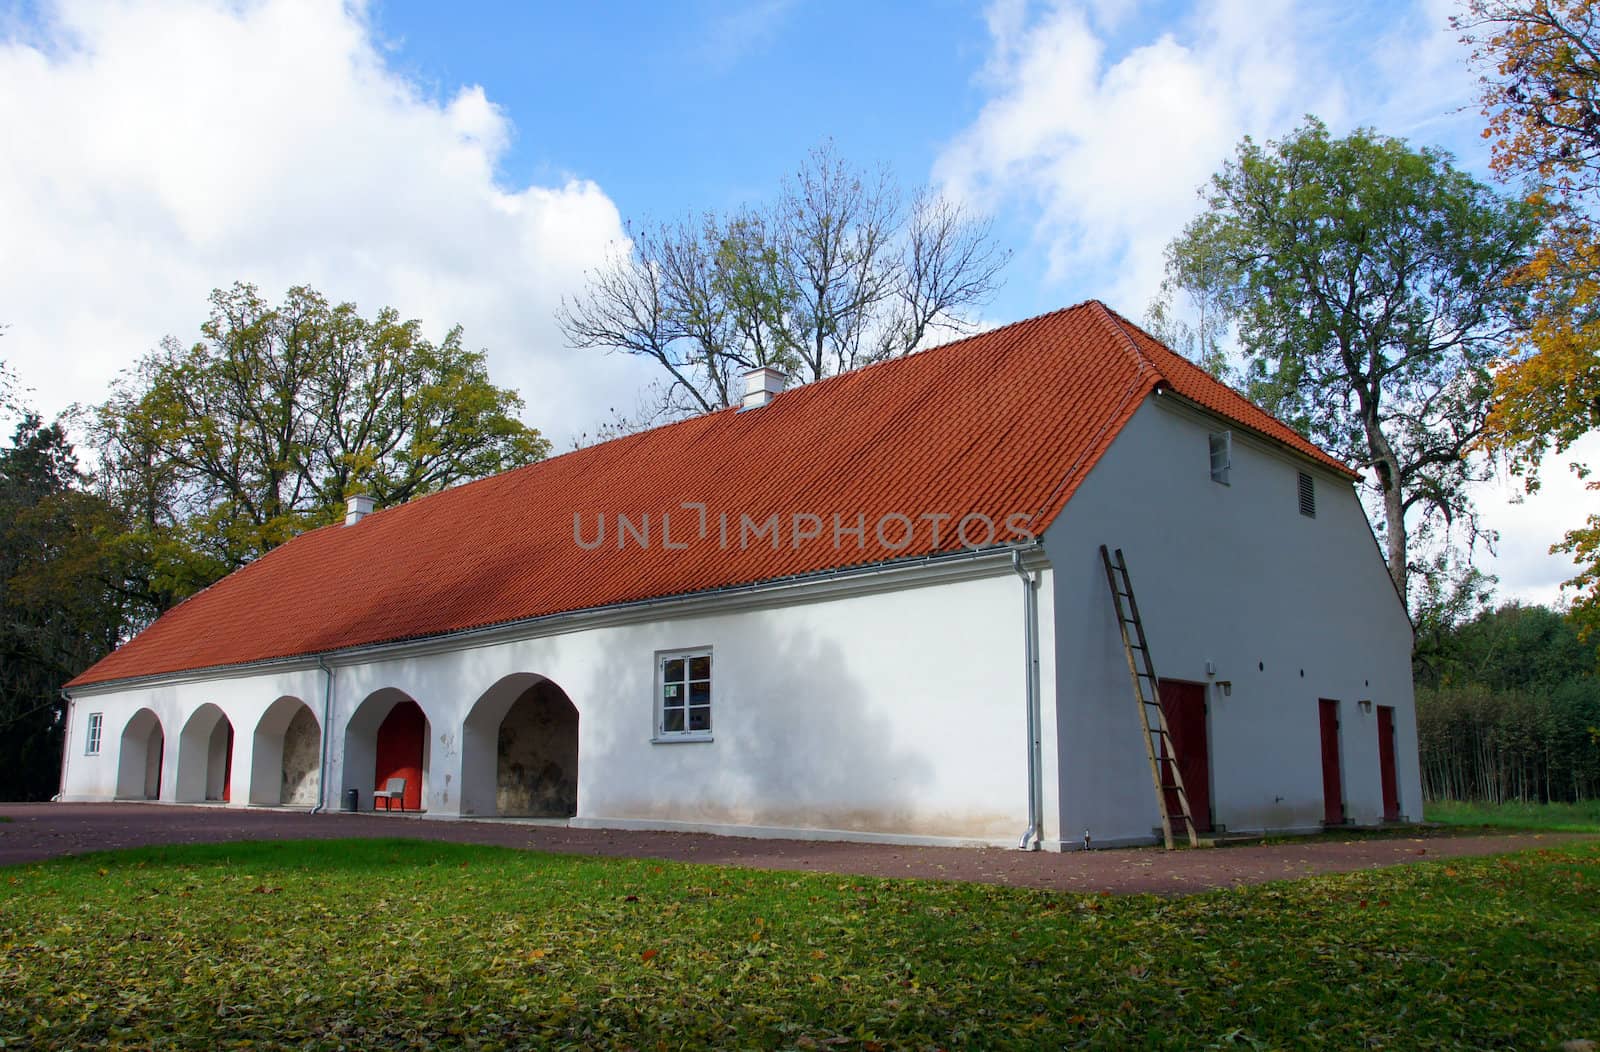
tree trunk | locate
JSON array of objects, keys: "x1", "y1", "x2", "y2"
[
  {"x1": 1362, "y1": 409, "x2": 1408, "y2": 603},
  {"x1": 1381, "y1": 471, "x2": 1406, "y2": 602}
]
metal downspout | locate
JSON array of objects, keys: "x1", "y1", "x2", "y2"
[
  {"x1": 310, "y1": 657, "x2": 335, "y2": 814},
  {"x1": 55, "y1": 689, "x2": 73, "y2": 802},
  {"x1": 1013, "y1": 549, "x2": 1043, "y2": 850}
]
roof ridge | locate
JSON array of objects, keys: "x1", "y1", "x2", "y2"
[{"x1": 1091, "y1": 300, "x2": 1160, "y2": 381}]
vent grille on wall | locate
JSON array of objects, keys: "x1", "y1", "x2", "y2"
[{"x1": 1298, "y1": 471, "x2": 1316, "y2": 518}]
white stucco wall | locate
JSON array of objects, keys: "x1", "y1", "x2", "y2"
[
  {"x1": 1044, "y1": 394, "x2": 1420, "y2": 846},
  {"x1": 60, "y1": 566, "x2": 1058, "y2": 847}
]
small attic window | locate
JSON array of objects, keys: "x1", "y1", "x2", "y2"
[
  {"x1": 1209, "y1": 431, "x2": 1231, "y2": 485},
  {"x1": 1298, "y1": 471, "x2": 1316, "y2": 518}
]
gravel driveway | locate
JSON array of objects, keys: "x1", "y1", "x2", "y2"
[{"x1": 0, "y1": 802, "x2": 1578, "y2": 896}]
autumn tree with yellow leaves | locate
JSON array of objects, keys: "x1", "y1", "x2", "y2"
[{"x1": 1462, "y1": 0, "x2": 1600, "y2": 632}]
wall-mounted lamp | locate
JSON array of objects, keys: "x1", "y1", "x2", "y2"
[
  {"x1": 1358, "y1": 699, "x2": 1374, "y2": 714},
  {"x1": 1216, "y1": 680, "x2": 1232, "y2": 697}
]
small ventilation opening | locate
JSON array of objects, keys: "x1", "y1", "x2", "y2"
[
  {"x1": 1209, "y1": 431, "x2": 1231, "y2": 485},
  {"x1": 1298, "y1": 471, "x2": 1316, "y2": 518}
]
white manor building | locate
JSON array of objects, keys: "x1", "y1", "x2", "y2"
[{"x1": 59, "y1": 302, "x2": 1419, "y2": 849}]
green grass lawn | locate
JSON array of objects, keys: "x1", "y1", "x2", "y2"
[
  {"x1": 2, "y1": 839, "x2": 1597, "y2": 1050},
  {"x1": 1426, "y1": 798, "x2": 1600, "y2": 834}
]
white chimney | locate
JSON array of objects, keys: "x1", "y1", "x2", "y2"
[
  {"x1": 741, "y1": 366, "x2": 787, "y2": 409},
  {"x1": 345, "y1": 494, "x2": 375, "y2": 526}
]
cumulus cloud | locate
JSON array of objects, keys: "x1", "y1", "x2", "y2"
[
  {"x1": 935, "y1": 0, "x2": 1481, "y2": 313},
  {"x1": 0, "y1": 0, "x2": 653, "y2": 443}
]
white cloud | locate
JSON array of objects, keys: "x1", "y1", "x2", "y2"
[
  {"x1": 0, "y1": 0, "x2": 654, "y2": 444},
  {"x1": 934, "y1": 0, "x2": 1481, "y2": 316},
  {"x1": 1475, "y1": 436, "x2": 1600, "y2": 608}
]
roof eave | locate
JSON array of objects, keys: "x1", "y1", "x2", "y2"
[{"x1": 64, "y1": 541, "x2": 1051, "y2": 695}]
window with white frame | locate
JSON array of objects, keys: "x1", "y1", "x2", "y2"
[
  {"x1": 85, "y1": 712, "x2": 103, "y2": 755},
  {"x1": 1209, "y1": 430, "x2": 1232, "y2": 485},
  {"x1": 657, "y1": 649, "x2": 711, "y2": 738}
]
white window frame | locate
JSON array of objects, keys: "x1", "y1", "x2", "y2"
[
  {"x1": 85, "y1": 712, "x2": 103, "y2": 755},
  {"x1": 654, "y1": 647, "x2": 713, "y2": 742},
  {"x1": 1209, "y1": 430, "x2": 1232, "y2": 485}
]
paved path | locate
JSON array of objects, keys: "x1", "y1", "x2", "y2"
[{"x1": 0, "y1": 802, "x2": 1582, "y2": 896}]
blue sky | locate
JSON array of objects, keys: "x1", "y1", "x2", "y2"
[
  {"x1": 0, "y1": 0, "x2": 1586, "y2": 603},
  {"x1": 368, "y1": 1, "x2": 994, "y2": 213}
]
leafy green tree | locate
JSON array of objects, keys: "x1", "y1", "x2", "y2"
[
  {"x1": 96, "y1": 283, "x2": 549, "y2": 618},
  {"x1": 1417, "y1": 601, "x2": 1592, "y2": 691},
  {"x1": 1415, "y1": 601, "x2": 1600, "y2": 803},
  {"x1": 1162, "y1": 118, "x2": 1540, "y2": 605},
  {"x1": 0, "y1": 413, "x2": 126, "y2": 800}
]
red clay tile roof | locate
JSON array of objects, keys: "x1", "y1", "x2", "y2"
[{"x1": 69, "y1": 301, "x2": 1354, "y2": 687}]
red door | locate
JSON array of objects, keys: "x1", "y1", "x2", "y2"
[
  {"x1": 375, "y1": 701, "x2": 425, "y2": 811},
  {"x1": 1377, "y1": 705, "x2": 1400, "y2": 821},
  {"x1": 221, "y1": 724, "x2": 233, "y2": 803},
  {"x1": 1318, "y1": 699, "x2": 1344, "y2": 825},
  {"x1": 1158, "y1": 680, "x2": 1212, "y2": 833},
  {"x1": 152, "y1": 735, "x2": 164, "y2": 801}
]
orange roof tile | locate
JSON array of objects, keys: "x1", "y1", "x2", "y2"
[{"x1": 68, "y1": 301, "x2": 1354, "y2": 687}]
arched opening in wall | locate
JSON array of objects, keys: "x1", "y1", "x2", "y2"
[
  {"x1": 342, "y1": 689, "x2": 430, "y2": 812},
  {"x1": 176, "y1": 703, "x2": 234, "y2": 803},
  {"x1": 460, "y1": 674, "x2": 579, "y2": 818},
  {"x1": 116, "y1": 708, "x2": 164, "y2": 800},
  {"x1": 249, "y1": 696, "x2": 322, "y2": 807}
]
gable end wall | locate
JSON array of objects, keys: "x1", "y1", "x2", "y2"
[{"x1": 1043, "y1": 395, "x2": 1419, "y2": 845}]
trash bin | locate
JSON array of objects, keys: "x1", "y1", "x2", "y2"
[{"x1": 343, "y1": 787, "x2": 359, "y2": 812}]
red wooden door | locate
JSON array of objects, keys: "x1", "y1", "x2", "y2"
[
  {"x1": 221, "y1": 724, "x2": 233, "y2": 803},
  {"x1": 1318, "y1": 699, "x2": 1344, "y2": 825},
  {"x1": 1377, "y1": 705, "x2": 1400, "y2": 821},
  {"x1": 375, "y1": 701, "x2": 425, "y2": 811},
  {"x1": 1158, "y1": 679, "x2": 1212, "y2": 833}
]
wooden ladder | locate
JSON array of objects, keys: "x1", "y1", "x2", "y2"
[{"x1": 1100, "y1": 545, "x2": 1199, "y2": 849}]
